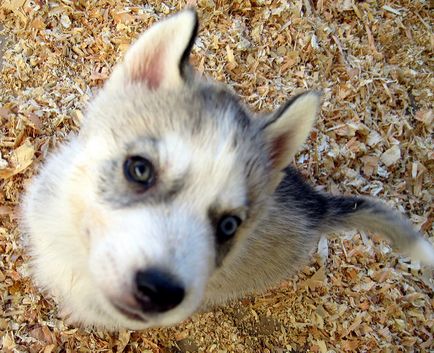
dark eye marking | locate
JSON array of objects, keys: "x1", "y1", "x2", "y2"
[
  {"x1": 216, "y1": 215, "x2": 242, "y2": 243},
  {"x1": 123, "y1": 156, "x2": 156, "y2": 189}
]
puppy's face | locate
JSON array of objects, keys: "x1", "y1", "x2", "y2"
[
  {"x1": 23, "y1": 9, "x2": 319, "y2": 330},
  {"x1": 75, "y1": 85, "x2": 270, "y2": 328}
]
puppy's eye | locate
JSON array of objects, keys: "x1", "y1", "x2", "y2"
[
  {"x1": 123, "y1": 156, "x2": 155, "y2": 187},
  {"x1": 216, "y1": 215, "x2": 242, "y2": 242}
]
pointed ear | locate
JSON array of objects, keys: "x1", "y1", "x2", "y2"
[
  {"x1": 109, "y1": 9, "x2": 198, "y2": 90},
  {"x1": 262, "y1": 92, "x2": 321, "y2": 171}
]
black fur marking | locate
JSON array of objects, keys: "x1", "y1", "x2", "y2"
[
  {"x1": 215, "y1": 240, "x2": 234, "y2": 267},
  {"x1": 276, "y1": 167, "x2": 329, "y2": 224},
  {"x1": 276, "y1": 167, "x2": 372, "y2": 228},
  {"x1": 179, "y1": 8, "x2": 199, "y2": 80},
  {"x1": 327, "y1": 196, "x2": 368, "y2": 217},
  {"x1": 208, "y1": 207, "x2": 243, "y2": 267}
]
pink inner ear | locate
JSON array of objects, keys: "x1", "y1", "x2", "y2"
[
  {"x1": 270, "y1": 133, "x2": 290, "y2": 169},
  {"x1": 130, "y1": 45, "x2": 165, "y2": 90}
]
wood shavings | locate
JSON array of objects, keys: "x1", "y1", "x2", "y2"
[
  {"x1": 382, "y1": 5, "x2": 402, "y2": 16},
  {"x1": 414, "y1": 109, "x2": 433, "y2": 130},
  {"x1": 1, "y1": 0, "x2": 26, "y2": 11},
  {"x1": 0, "y1": 0, "x2": 433, "y2": 352},
  {"x1": 380, "y1": 145, "x2": 401, "y2": 167},
  {"x1": 0, "y1": 139, "x2": 34, "y2": 179},
  {"x1": 117, "y1": 330, "x2": 131, "y2": 353}
]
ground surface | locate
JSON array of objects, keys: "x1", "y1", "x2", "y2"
[
  {"x1": 0, "y1": 1, "x2": 433, "y2": 352},
  {"x1": 0, "y1": 24, "x2": 6, "y2": 70}
]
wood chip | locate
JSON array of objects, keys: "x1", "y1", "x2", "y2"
[
  {"x1": 0, "y1": 139, "x2": 35, "y2": 179},
  {"x1": 380, "y1": 145, "x2": 401, "y2": 167}
]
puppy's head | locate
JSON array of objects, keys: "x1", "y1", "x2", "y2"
[{"x1": 23, "y1": 9, "x2": 320, "y2": 329}]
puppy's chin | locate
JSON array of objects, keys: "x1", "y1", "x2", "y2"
[
  {"x1": 84, "y1": 283, "x2": 204, "y2": 330},
  {"x1": 98, "y1": 302, "x2": 199, "y2": 330}
]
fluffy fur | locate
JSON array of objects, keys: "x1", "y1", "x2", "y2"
[{"x1": 21, "y1": 9, "x2": 434, "y2": 331}]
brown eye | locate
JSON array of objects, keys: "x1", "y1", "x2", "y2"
[
  {"x1": 216, "y1": 215, "x2": 242, "y2": 243},
  {"x1": 123, "y1": 156, "x2": 155, "y2": 188}
]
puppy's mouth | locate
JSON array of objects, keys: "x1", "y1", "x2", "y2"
[{"x1": 112, "y1": 302, "x2": 148, "y2": 322}]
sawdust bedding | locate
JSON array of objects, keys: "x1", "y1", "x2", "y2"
[{"x1": 0, "y1": 0, "x2": 433, "y2": 352}]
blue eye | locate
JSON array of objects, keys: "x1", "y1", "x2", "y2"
[
  {"x1": 123, "y1": 156, "x2": 155, "y2": 188},
  {"x1": 217, "y1": 215, "x2": 242, "y2": 242}
]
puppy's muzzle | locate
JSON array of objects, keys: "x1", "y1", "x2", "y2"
[{"x1": 111, "y1": 268, "x2": 185, "y2": 321}]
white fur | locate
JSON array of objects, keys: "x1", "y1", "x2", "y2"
[{"x1": 409, "y1": 238, "x2": 434, "y2": 267}]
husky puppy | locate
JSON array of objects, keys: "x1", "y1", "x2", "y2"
[{"x1": 21, "y1": 9, "x2": 434, "y2": 330}]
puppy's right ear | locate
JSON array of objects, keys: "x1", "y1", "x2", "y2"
[
  {"x1": 262, "y1": 92, "x2": 321, "y2": 171},
  {"x1": 259, "y1": 91, "x2": 320, "y2": 191},
  {"x1": 108, "y1": 9, "x2": 198, "y2": 90}
]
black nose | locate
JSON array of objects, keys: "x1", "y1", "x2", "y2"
[{"x1": 134, "y1": 269, "x2": 185, "y2": 313}]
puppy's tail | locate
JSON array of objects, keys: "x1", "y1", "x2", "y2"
[{"x1": 321, "y1": 196, "x2": 434, "y2": 266}]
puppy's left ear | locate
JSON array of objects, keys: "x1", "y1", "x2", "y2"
[
  {"x1": 108, "y1": 8, "x2": 198, "y2": 90},
  {"x1": 262, "y1": 92, "x2": 321, "y2": 171}
]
